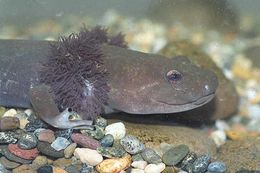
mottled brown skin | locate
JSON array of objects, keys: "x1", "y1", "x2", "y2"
[{"x1": 0, "y1": 39, "x2": 218, "y2": 118}]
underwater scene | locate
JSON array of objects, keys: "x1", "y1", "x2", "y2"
[{"x1": 0, "y1": 0, "x2": 259, "y2": 172}]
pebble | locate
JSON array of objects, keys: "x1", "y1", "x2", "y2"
[
  {"x1": 12, "y1": 164, "x2": 36, "y2": 173},
  {"x1": 14, "y1": 112, "x2": 29, "y2": 129},
  {"x1": 209, "y1": 130, "x2": 226, "y2": 147},
  {"x1": 0, "y1": 107, "x2": 6, "y2": 117},
  {"x1": 54, "y1": 129, "x2": 73, "y2": 139},
  {"x1": 74, "y1": 148, "x2": 103, "y2": 166},
  {"x1": 53, "y1": 167, "x2": 68, "y2": 173},
  {"x1": 0, "y1": 156, "x2": 20, "y2": 169},
  {"x1": 3, "y1": 148, "x2": 32, "y2": 164},
  {"x1": 8, "y1": 144, "x2": 39, "y2": 160},
  {"x1": 96, "y1": 154, "x2": 132, "y2": 173},
  {"x1": 53, "y1": 158, "x2": 72, "y2": 168},
  {"x1": 207, "y1": 161, "x2": 226, "y2": 173},
  {"x1": 132, "y1": 154, "x2": 144, "y2": 161},
  {"x1": 0, "y1": 131, "x2": 18, "y2": 144},
  {"x1": 100, "y1": 134, "x2": 114, "y2": 147},
  {"x1": 18, "y1": 133, "x2": 38, "y2": 149},
  {"x1": 162, "y1": 144, "x2": 189, "y2": 166},
  {"x1": 131, "y1": 168, "x2": 145, "y2": 173},
  {"x1": 71, "y1": 133, "x2": 100, "y2": 150},
  {"x1": 51, "y1": 137, "x2": 70, "y2": 151},
  {"x1": 94, "y1": 116, "x2": 107, "y2": 128},
  {"x1": 144, "y1": 162, "x2": 166, "y2": 173},
  {"x1": 93, "y1": 125, "x2": 105, "y2": 140},
  {"x1": 24, "y1": 109, "x2": 34, "y2": 117},
  {"x1": 160, "y1": 143, "x2": 174, "y2": 154},
  {"x1": 38, "y1": 129, "x2": 56, "y2": 143},
  {"x1": 3, "y1": 108, "x2": 17, "y2": 117},
  {"x1": 64, "y1": 143, "x2": 77, "y2": 159},
  {"x1": 141, "y1": 148, "x2": 162, "y2": 164},
  {"x1": 37, "y1": 141, "x2": 64, "y2": 158},
  {"x1": 0, "y1": 117, "x2": 20, "y2": 130},
  {"x1": 65, "y1": 165, "x2": 80, "y2": 173},
  {"x1": 192, "y1": 154, "x2": 211, "y2": 173},
  {"x1": 25, "y1": 117, "x2": 48, "y2": 132},
  {"x1": 0, "y1": 163, "x2": 9, "y2": 173},
  {"x1": 131, "y1": 160, "x2": 148, "y2": 169},
  {"x1": 31, "y1": 156, "x2": 48, "y2": 170},
  {"x1": 37, "y1": 165, "x2": 53, "y2": 173},
  {"x1": 120, "y1": 135, "x2": 145, "y2": 155},
  {"x1": 97, "y1": 145, "x2": 126, "y2": 158},
  {"x1": 180, "y1": 152, "x2": 197, "y2": 172},
  {"x1": 105, "y1": 122, "x2": 126, "y2": 140}
]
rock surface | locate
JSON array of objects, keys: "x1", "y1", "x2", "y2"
[{"x1": 216, "y1": 137, "x2": 260, "y2": 172}]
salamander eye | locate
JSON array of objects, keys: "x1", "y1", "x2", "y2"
[{"x1": 166, "y1": 70, "x2": 182, "y2": 82}]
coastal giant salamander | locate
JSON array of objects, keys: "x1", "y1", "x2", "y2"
[{"x1": 0, "y1": 40, "x2": 218, "y2": 115}]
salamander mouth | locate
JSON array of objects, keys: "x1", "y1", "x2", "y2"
[{"x1": 154, "y1": 93, "x2": 215, "y2": 106}]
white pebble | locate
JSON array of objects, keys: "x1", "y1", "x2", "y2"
[
  {"x1": 3, "y1": 109, "x2": 17, "y2": 117},
  {"x1": 215, "y1": 120, "x2": 230, "y2": 131},
  {"x1": 131, "y1": 160, "x2": 148, "y2": 169},
  {"x1": 24, "y1": 109, "x2": 34, "y2": 116},
  {"x1": 51, "y1": 137, "x2": 70, "y2": 151},
  {"x1": 74, "y1": 148, "x2": 103, "y2": 166},
  {"x1": 131, "y1": 168, "x2": 145, "y2": 173},
  {"x1": 105, "y1": 122, "x2": 126, "y2": 140},
  {"x1": 144, "y1": 163, "x2": 165, "y2": 173},
  {"x1": 210, "y1": 130, "x2": 226, "y2": 147}
]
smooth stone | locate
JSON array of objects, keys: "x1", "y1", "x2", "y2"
[
  {"x1": 131, "y1": 160, "x2": 148, "y2": 169},
  {"x1": 38, "y1": 129, "x2": 56, "y2": 143},
  {"x1": 71, "y1": 133, "x2": 100, "y2": 150},
  {"x1": 216, "y1": 137, "x2": 260, "y2": 172},
  {"x1": 53, "y1": 167, "x2": 68, "y2": 173},
  {"x1": 96, "y1": 154, "x2": 132, "y2": 173},
  {"x1": 141, "y1": 148, "x2": 162, "y2": 164},
  {"x1": 100, "y1": 134, "x2": 114, "y2": 147},
  {"x1": 13, "y1": 164, "x2": 36, "y2": 173},
  {"x1": 162, "y1": 144, "x2": 189, "y2": 166},
  {"x1": 159, "y1": 40, "x2": 239, "y2": 121},
  {"x1": 32, "y1": 156, "x2": 48, "y2": 170},
  {"x1": 144, "y1": 163, "x2": 166, "y2": 173},
  {"x1": 0, "y1": 162, "x2": 9, "y2": 173},
  {"x1": 207, "y1": 161, "x2": 226, "y2": 173},
  {"x1": 51, "y1": 137, "x2": 70, "y2": 151},
  {"x1": 54, "y1": 129, "x2": 73, "y2": 139},
  {"x1": 0, "y1": 156, "x2": 20, "y2": 169},
  {"x1": 81, "y1": 125, "x2": 105, "y2": 140},
  {"x1": 25, "y1": 116, "x2": 48, "y2": 132},
  {"x1": 65, "y1": 165, "x2": 80, "y2": 173},
  {"x1": 105, "y1": 122, "x2": 126, "y2": 140},
  {"x1": 109, "y1": 122, "x2": 217, "y2": 157},
  {"x1": 14, "y1": 112, "x2": 29, "y2": 129},
  {"x1": 97, "y1": 142, "x2": 126, "y2": 158},
  {"x1": 53, "y1": 158, "x2": 72, "y2": 169},
  {"x1": 64, "y1": 143, "x2": 77, "y2": 159},
  {"x1": 192, "y1": 154, "x2": 211, "y2": 173},
  {"x1": 120, "y1": 135, "x2": 145, "y2": 155},
  {"x1": 94, "y1": 116, "x2": 107, "y2": 129},
  {"x1": 18, "y1": 133, "x2": 38, "y2": 150},
  {"x1": 132, "y1": 154, "x2": 144, "y2": 161},
  {"x1": 8, "y1": 144, "x2": 39, "y2": 160},
  {"x1": 0, "y1": 117, "x2": 20, "y2": 131},
  {"x1": 3, "y1": 109, "x2": 17, "y2": 117},
  {"x1": 131, "y1": 169, "x2": 145, "y2": 173},
  {"x1": 0, "y1": 131, "x2": 18, "y2": 144},
  {"x1": 37, "y1": 165, "x2": 53, "y2": 173},
  {"x1": 180, "y1": 152, "x2": 197, "y2": 172},
  {"x1": 3, "y1": 148, "x2": 32, "y2": 164},
  {"x1": 24, "y1": 109, "x2": 34, "y2": 117},
  {"x1": 162, "y1": 167, "x2": 178, "y2": 173},
  {"x1": 37, "y1": 141, "x2": 64, "y2": 158},
  {"x1": 74, "y1": 148, "x2": 103, "y2": 166}
]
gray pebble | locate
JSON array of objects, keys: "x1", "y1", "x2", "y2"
[
  {"x1": 162, "y1": 144, "x2": 189, "y2": 166},
  {"x1": 37, "y1": 141, "x2": 64, "y2": 158},
  {"x1": 0, "y1": 132, "x2": 18, "y2": 144},
  {"x1": 18, "y1": 133, "x2": 38, "y2": 149},
  {"x1": 132, "y1": 153, "x2": 144, "y2": 161},
  {"x1": 66, "y1": 165, "x2": 81, "y2": 173},
  {"x1": 181, "y1": 152, "x2": 197, "y2": 172},
  {"x1": 120, "y1": 135, "x2": 145, "y2": 155},
  {"x1": 97, "y1": 144, "x2": 126, "y2": 158},
  {"x1": 94, "y1": 116, "x2": 107, "y2": 129},
  {"x1": 207, "y1": 161, "x2": 226, "y2": 173},
  {"x1": 192, "y1": 154, "x2": 211, "y2": 173},
  {"x1": 100, "y1": 134, "x2": 114, "y2": 147},
  {"x1": 141, "y1": 148, "x2": 162, "y2": 164}
]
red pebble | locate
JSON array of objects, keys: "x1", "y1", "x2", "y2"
[
  {"x1": 8, "y1": 144, "x2": 39, "y2": 160},
  {"x1": 38, "y1": 129, "x2": 55, "y2": 143},
  {"x1": 71, "y1": 133, "x2": 100, "y2": 150}
]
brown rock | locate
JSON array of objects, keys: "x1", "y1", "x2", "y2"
[
  {"x1": 71, "y1": 133, "x2": 100, "y2": 150},
  {"x1": 12, "y1": 164, "x2": 36, "y2": 173},
  {"x1": 0, "y1": 117, "x2": 20, "y2": 131},
  {"x1": 0, "y1": 156, "x2": 20, "y2": 169},
  {"x1": 38, "y1": 129, "x2": 55, "y2": 143},
  {"x1": 53, "y1": 167, "x2": 68, "y2": 173},
  {"x1": 53, "y1": 158, "x2": 72, "y2": 169},
  {"x1": 64, "y1": 143, "x2": 77, "y2": 159},
  {"x1": 8, "y1": 144, "x2": 39, "y2": 160},
  {"x1": 109, "y1": 121, "x2": 217, "y2": 157},
  {"x1": 216, "y1": 137, "x2": 260, "y2": 172},
  {"x1": 31, "y1": 155, "x2": 48, "y2": 170}
]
